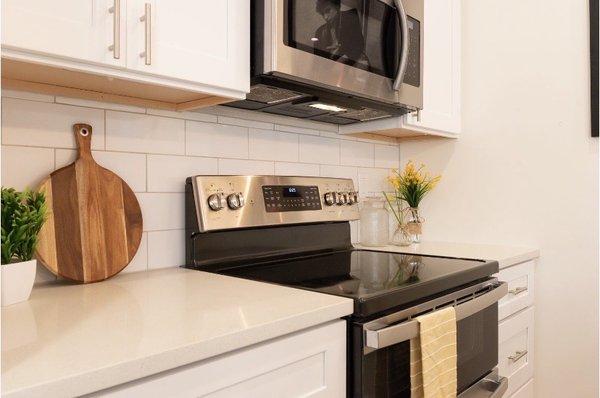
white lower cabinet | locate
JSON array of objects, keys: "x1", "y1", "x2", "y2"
[
  {"x1": 91, "y1": 320, "x2": 346, "y2": 398},
  {"x1": 498, "y1": 306, "x2": 534, "y2": 397},
  {"x1": 498, "y1": 260, "x2": 535, "y2": 321},
  {"x1": 511, "y1": 378, "x2": 534, "y2": 398}
]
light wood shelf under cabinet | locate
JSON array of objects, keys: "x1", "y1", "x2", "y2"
[{"x1": 1, "y1": 59, "x2": 233, "y2": 111}]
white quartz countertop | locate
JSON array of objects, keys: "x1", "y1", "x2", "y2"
[
  {"x1": 1, "y1": 268, "x2": 354, "y2": 398},
  {"x1": 354, "y1": 241, "x2": 539, "y2": 269}
]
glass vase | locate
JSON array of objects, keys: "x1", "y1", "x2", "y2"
[
  {"x1": 406, "y1": 207, "x2": 423, "y2": 243},
  {"x1": 390, "y1": 224, "x2": 413, "y2": 246}
]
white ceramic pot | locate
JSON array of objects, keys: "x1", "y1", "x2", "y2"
[{"x1": 1, "y1": 259, "x2": 37, "y2": 307}]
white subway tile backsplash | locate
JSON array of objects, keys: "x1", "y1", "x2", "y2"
[
  {"x1": 146, "y1": 108, "x2": 218, "y2": 123},
  {"x1": 299, "y1": 135, "x2": 340, "y2": 165},
  {"x1": 122, "y1": 233, "x2": 148, "y2": 273},
  {"x1": 2, "y1": 94, "x2": 400, "y2": 276},
  {"x1": 148, "y1": 155, "x2": 218, "y2": 192},
  {"x1": 148, "y1": 230, "x2": 186, "y2": 269},
  {"x1": 1, "y1": 89, "x2": 54, "y2": 103},
  {"x1": 55, "y1": 96, "x2": 145, "y2": 113},
  {"x1": 186, "y1": 121, "x2": 248, "y2": 159},
  {"x1": 320, "y1": 164, "x2": 359, "y2": 186},
  {"x1": 218, "y1": 158, "x2": 274, "y2": 175},
  {"x1": 2, "y1": 98, "x2": 105, "y2": 149},
  {"x1": 358, "y1": 168, "x2": 393, "y2": 195},
  {"x1": 341, "y1": 140, "x2": 374, "y2": 167},
  {"x1": 249, "y1": 129, "x2": 298, "y2": 162},
  {"x1": 218, "y1": 116, "x2": 273, "y2": 130},
  {"x1": 274, "y1": 124, "x2": 321, "y2": 136},
  {"x1": 374, "y1": 144, "x2": 400, "y2": 169},
  {"x1": 55, "y1": 150, "x2": 147, "y2": 192},
  {"x1": 275, "y1": 162, "x2": 320, "y2": 177},
  {"x1": 1, "y1": 146, "x2": 54, "y2": 190},
  {"x1": 106, "y1": 111, "x2": 185, "y2": 154},
  {"x1": 137, "y1": 193, "x2": 185, "y2": 231}
]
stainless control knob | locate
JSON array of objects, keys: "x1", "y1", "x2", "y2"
[
  {"x1": 207, "y1": 193, "x2": 227, "y2": 211},
  {"x1": 347, "y1": 191, "x2": 357, "y2": 205},
  {"x1": 227, "y1": 192, "x2": 245, "y2": 210},
  {"x1": 337, "y1": 192, "x2": 348, "y2": 205},
  {"x1": 324, "y1": 192, "x2": 337, "y2": 206}
]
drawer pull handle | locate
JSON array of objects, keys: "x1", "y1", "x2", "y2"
[
  {"x1": 108, "y1": 0, "x2": 120, "y2": 59},
  {"x1": 509, "y1": 286, "x2": 527, "y2": 295},
  {"x1": 508, "y1": 350, "x2": 528, "y2": 362},
  {"x1": 139, "y1": 3, "x2": 152, "y2": 65}
]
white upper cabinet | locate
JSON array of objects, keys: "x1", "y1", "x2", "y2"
[
  {"x1": 1, "y1": 0, "x2": 249, "y2": 110},
  {"x1": 401, "y1": 0, "x2": 461, "y2": 136},
  {"x1": 126, "y1": 0, "x2": 249, "y2": 95},
  {"x1": 2, "y1": 0, "x2": 126, "y2": 67},
  {"x1": 339, "y1": 0, "x2": 461, "y2": 139}
]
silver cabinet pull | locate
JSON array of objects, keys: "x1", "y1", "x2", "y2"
[
  {"x1": 509, "y1": 286, "x2": 528, "y2": 295},
  {"x1": 508, "y1": 350, "x2": 528, "y2": 362},
  {"x1": 139, "y1": 3, "x2": 152, "y2": 65},
  {"x1": 392, "y1": 0, "x2": 409, "y2": 91},
  {"x1": 108, "y1": 0, "x2": 120, "y2": 59}
]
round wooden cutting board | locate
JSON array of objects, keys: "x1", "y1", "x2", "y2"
[{"x1": 36, "y1": 124, "x2": 143, "y2": 283}]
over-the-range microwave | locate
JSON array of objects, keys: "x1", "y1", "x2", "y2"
[{"x1": 227, "y1": 0, "x2": 424, "y2": 125}]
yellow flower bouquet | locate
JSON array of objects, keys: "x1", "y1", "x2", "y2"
[{"x1": 384, "y1": 161, "x2": 441, "y2": 244}]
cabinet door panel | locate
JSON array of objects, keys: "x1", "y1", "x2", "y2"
[
  {"x1": 402, "y1": 0, "x2": 461, "y2": 135},
  {"x1": 127, "y1": 0, "x2": 249, "y2": 95},
  {"x1": 2, "y1": 0, "x2": 125, "y2": 67}
]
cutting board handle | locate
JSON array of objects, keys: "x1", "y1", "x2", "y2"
[{"x1": 74, "y1": 123, "x2": 93, "y2": 160}]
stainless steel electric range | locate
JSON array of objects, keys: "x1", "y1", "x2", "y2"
[{"x1": 185, "y1": 175, "x2": 508, "y2": 398}]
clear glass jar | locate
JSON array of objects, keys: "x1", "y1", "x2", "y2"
[{"x1": 359, "y1": 198, "x2": 389, "y2": 247}]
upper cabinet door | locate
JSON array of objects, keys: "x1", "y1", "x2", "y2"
[
  {"x1": 1, "y1": 0, "x2": 126, "y2": 67},
  {"x1": 402, "y1": 0, "x2": 461, "y2": 136},
  {"x1": 126, "y1": 0, "x2": 249, "y2": 97}
]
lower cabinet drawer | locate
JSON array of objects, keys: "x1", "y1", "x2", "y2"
[
  {"x1": 89, "y1": 320, "x2": 347, "y2": 398},
  {"x1": 498, "y1": 260, "x2": 535, "y2": 320},
  {"x1": 511, "y1": 378, "x2": 533, "y2": 398},
  {"x1": 498, "y1": 307, "x2": 534, "y2": 397}
]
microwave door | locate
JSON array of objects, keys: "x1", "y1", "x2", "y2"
[{"x1": 267, "y1": 0, "x2": 403, "y2": 105}]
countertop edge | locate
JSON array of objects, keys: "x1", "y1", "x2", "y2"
[{"x1": 3, "y1": 294, "x2": 353, "y2": 398}]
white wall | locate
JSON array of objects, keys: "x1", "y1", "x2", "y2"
[
  {"x1": 400, "y1": 1, "x2": 599, "y2": 396},
  {"x1": 0, "y1": 91, "x2": 399, "y2": 283}
]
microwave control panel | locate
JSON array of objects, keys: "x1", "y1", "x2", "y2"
[{"x1": 403, "y1": 16, "x2": 421, "y2": 88}]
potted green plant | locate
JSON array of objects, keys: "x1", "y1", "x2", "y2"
[{"x1": 1, "y1": 188, "x2": 47, "y2": 306}]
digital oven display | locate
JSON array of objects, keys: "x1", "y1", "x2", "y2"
[{"x1": 262, "y1": 185, "x2": 322, "y2": 212}]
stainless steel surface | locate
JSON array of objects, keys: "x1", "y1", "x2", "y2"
[
  {"x1": 508, "y1": 350, "x2": 528, "y2": 363},
  {"x1": 459, "y1": 368, "x2": 509, "y2": 398},
  {"x1": 191, "y1": 176, "x2": 359, "y2": 232},
  {"x1": 508, "y1": 286, "x2": 527, "y2": 295},
  {"x1": 139, "y1": 3, "x2": 151, "y2": 65},
  {"x1": 363, "y1": 281, "x2": 508, "y2": 353},
  {"x1": 262, "y1": 0, "x2": 423, "y2": 108},
  {"x1": 108, "y1": 0, "x2": 120, "y2": 59},
  {"x1": 392, "y1": 0, "x2": 409, "y2": 91}
]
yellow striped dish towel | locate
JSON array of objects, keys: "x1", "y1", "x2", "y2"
[{"x1": 410, "y1": 306, "x2": 458, "y2": 398}]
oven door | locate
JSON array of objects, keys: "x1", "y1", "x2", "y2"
[
  {"x1": 352, "y1": 280, "x2": 508, "y2": 397},
  {"x1": 262, "y1": 0, "x2": 423, "y2": 108}
]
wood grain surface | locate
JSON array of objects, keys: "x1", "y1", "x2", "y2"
[{"x1": 36, "y1": 124, "x2": 143, "y2": 283}]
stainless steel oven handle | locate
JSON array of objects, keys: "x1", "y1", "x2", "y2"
[
  {"x1": 365, "y1": 282, "x2": 508, "y2": 351},
  {"x1": 392, "y1": 0, "x2": 410, "y2": 90},
  {"x1": 459, "y1": 368, "x2": 508, "y2": 398}
]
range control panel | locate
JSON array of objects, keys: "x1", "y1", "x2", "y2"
[
  {"x1": 262, "y1": 185, "x2": 322, "y2": 212},
  {"x1": 189, "y1": 175, "x2": 360, "y2": 232}
]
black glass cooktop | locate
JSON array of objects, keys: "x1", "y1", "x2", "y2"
[{"x1": 214, "y1": 249, "x2": 498, "y2": 317}]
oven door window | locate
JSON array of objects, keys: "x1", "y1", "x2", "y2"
[
  {"x1": 359, "y1": 304, "x2": 498, "y2": 397},
  {"x1": 284, "y1": 0, "x2": 401, "y2": 78}
]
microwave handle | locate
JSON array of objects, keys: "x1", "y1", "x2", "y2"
[
  {"x1": 364, "y1": 282, "x2": 508, "y2": 351},
  {"x1": 392, "y1": 0, "x2": 410, "y2": 90}
]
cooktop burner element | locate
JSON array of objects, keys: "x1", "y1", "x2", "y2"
[{"x1": 212, "y1": 249, "x2": 497, "y2": 317}]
